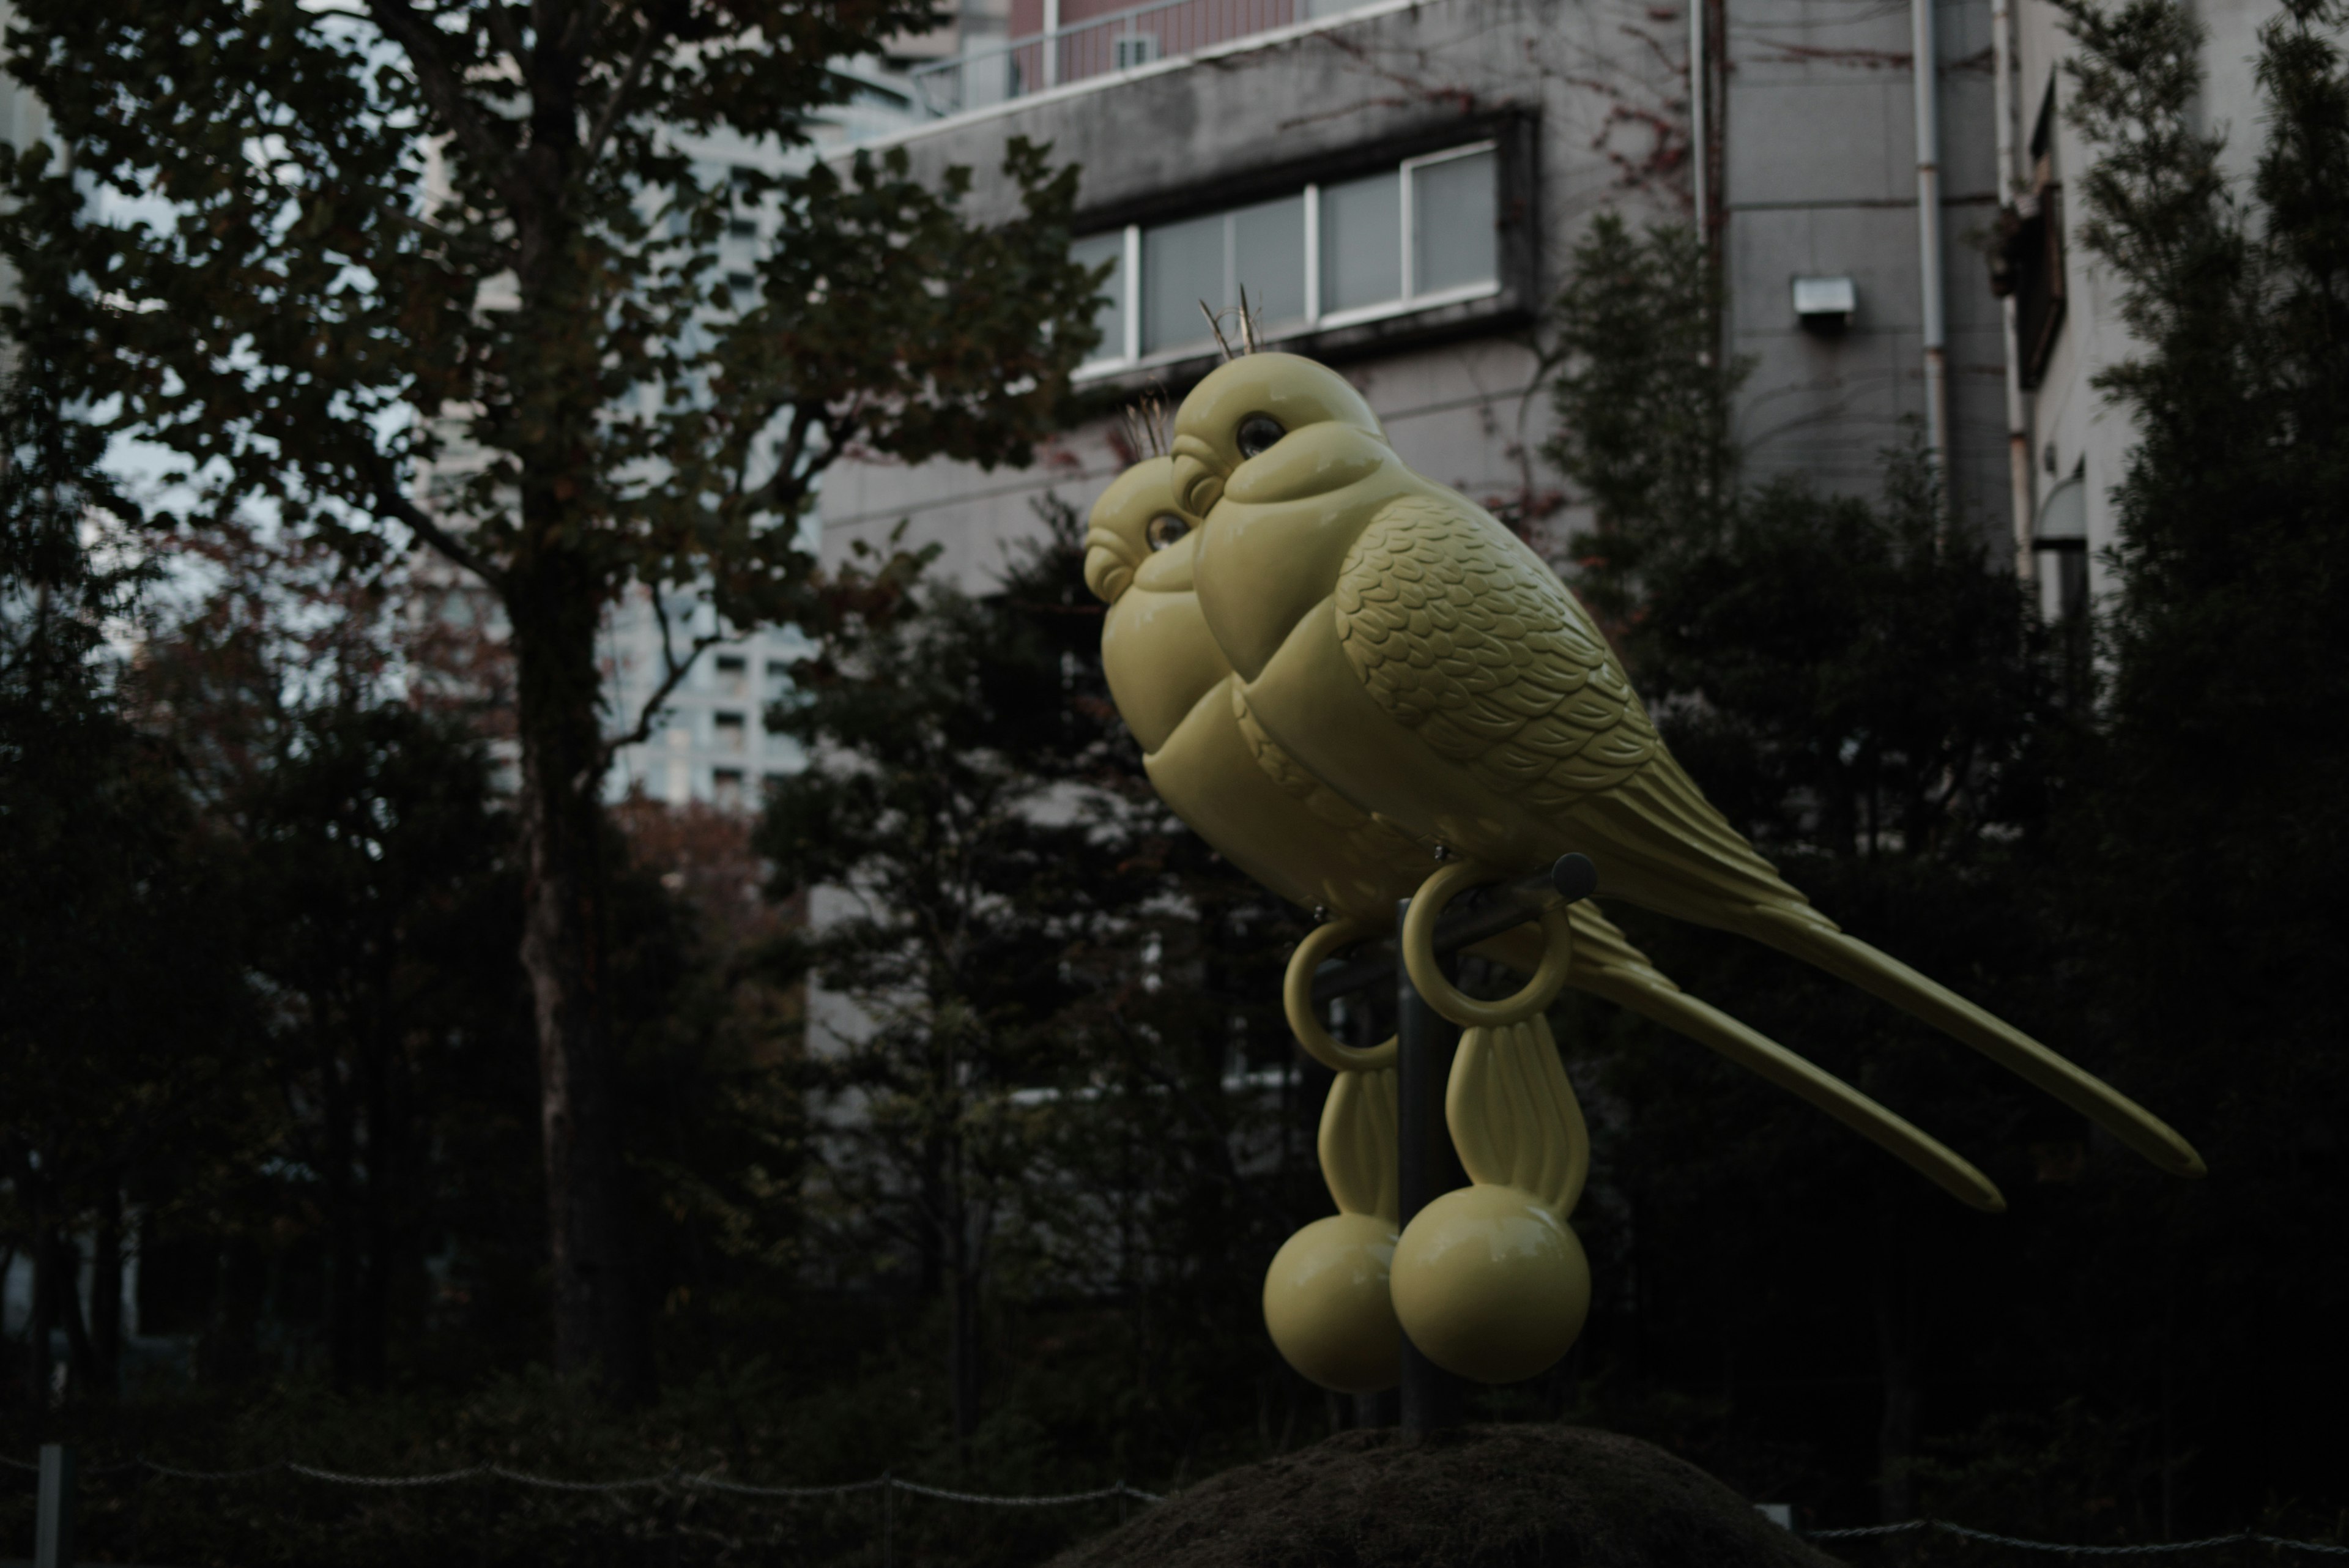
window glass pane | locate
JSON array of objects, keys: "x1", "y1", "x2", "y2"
[
  {"x1": 1411, "y1": 149, "x2": 1498, "y2": 296},
  {"x1": 1319, "y1": 171, "x2": 1401, "y2": 314},
  {"x1": 1232, "y1": 195, "x2": 1307, "y2": 327},
  {"x1": 1071, "y1": 232, "x2": 1126, "y2": 363},
  {"x1": 1142, "y1": 212, "x2": 1223, "y2": 354}
]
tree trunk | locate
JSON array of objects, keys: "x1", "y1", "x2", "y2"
[
  {"x1": 23, "y1": 1211, "x2": 53, "y2": 1416},
  {"x1": 199, "y1": 1237, "x2": 267, "y2": 1385},
  {"x1": 89, "y1": 1180, "x2": 122, "y2": 1394},
  {"x1": 320, "y1": 1018, "x2": 361, "y2": 1389},
  {"x1": 354, "y1": 1007, "x2": 398, "y2": 1391},
  {"x1": 50, "y1": 1230, "x2": 99, "y2": 1397},
  {"x1": 947, "y1": 1215, "x2": 982, "y2": 1455},
  {"x1": 1874, "y1": 1184, "x2": 1919, "y2": 1523},
  {"x1": 510, "y1": 555, "x2": 653, "y2": 1404}
]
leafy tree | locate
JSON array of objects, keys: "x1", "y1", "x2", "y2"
[{"x1": 0, "y1": 0, "x2": 1105, "y2": 1399}]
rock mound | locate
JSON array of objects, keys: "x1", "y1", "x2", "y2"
[{"x1": 1048, "y1": 1424, "x2": 1840, "y2": 1568}]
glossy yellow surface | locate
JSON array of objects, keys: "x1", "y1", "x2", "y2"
[
  {"x1": 1082, "y1": 422, "x2": 2124, "y2": 1392},
  {"x1": 1399, "y1": 860, "x2": 1575, "y2": 1030},
  {"x1": 1263, "y1": 1213, "x2": 1403, "y2": 1394},
  {"x1": 1086, "y1": 438, "x2": 2007, "y2": 1219},
  {"x1": 1389, "y1": 1183, "x2": 1590, "y2": 1386},
  {"x1": 1166, "y1": 351, "x2": 2205, "y2": 1184},
  {"x1": 1395, "y1": 1001, "x2": 1596, "y2": 1386}
]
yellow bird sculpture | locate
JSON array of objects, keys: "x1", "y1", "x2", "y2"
[
  {"x1": 1159, "y1": 351, "x2": 2205, "y2": 1189},
  {"x1": 1083, "y1": 450, "x2": 2022, "y2": 1391}
]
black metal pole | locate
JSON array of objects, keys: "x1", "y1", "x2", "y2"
[{"x1": 1395, "y1": 894, "x2": 1466, "y2": 1438}]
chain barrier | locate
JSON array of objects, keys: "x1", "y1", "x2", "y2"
[
  {"x1": 1802, "y1": 1520, "x2": 2349, "y2": 1556},
  {"x1": 6, "y1": 1454, "x2": 1152, "y2": 1507},
  {"x1": 9, "y1": 1454, "x2": 2338, "y2": 1550},
  {"x1": 889, "y1": 1479, "x2": 1162, "y2": 1506}
]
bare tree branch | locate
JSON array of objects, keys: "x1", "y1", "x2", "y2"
[
  {"x1": 595, "y1": 584, "x2": 724, "y2": 770},
  {"x1": 364, "y1": 454, "x2": 505, "y2": 588},
  {"x1": 366, "y1": 0, "x2": 529, "y2": 210},
  {"x1": 582, "y1": 9, "x2": 666, "y2": 168},
  {"x1": 739, "y1": 408, "x2": 842, "y2": 519},
  {"x1": 480, "y1": 4, "x2": 530, "y2": 81}
]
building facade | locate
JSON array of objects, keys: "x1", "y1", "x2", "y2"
[{"x1": 815, "y1": 0, "x2": 2300, "y2": 626}]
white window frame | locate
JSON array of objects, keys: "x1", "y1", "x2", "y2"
[{"x1": 1074, "y1": 139, "x2": 1502, "y2": 381}]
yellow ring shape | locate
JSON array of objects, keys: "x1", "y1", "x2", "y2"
[
  {"x1": 1282, "y1": 920, "x2": 1400, "y2": 1072},
  {"x1": 1400, "y1": 861, "x2": 1575, "y2": 1029}
]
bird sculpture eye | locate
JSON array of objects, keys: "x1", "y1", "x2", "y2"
[
  {"x1": 1236, "y1": 414, "x2": 1286, "y2": 459},
  {"x1": 1146, "y1": 513, "x2": 1189, "y2": 551}
]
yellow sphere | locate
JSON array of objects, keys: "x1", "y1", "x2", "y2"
[
  {"x1": 1263, "y1": 1213, "x2": 1402, "y2": 1393},
  {"x1": 1390, "y1": 1184, "x2": 1590, "y2": 1384}
]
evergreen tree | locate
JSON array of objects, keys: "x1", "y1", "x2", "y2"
[
  {"x1": 756, "y1": 501, "x2": 1317, "y2": 1466},
  {"x1": 1540, "y1": 214, "x2": 1746, "y2": 622},
  {"x1": 2053, "y1": 0, "x2": 2349, "y2": 1522}
]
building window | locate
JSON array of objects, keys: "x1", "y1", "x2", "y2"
[
  {"x1": 712, "y1": 768, "x2": 745, "y2": 810},
  {"x1": 714, "y1": 653, "x2": 747, "y2": 696},
  {"x1": 1074, "y1": 141, "x2": 1501, "y2": 376},
  {"x1": 713, "y1": 712, "x2": 747, "y2": 751},
  {"x1": 2033, "y1": 467, "x2": 2089, "y2": 622},
  {"x1": 1991, "y1": 84, "x2": 2068, "y2": 389}
]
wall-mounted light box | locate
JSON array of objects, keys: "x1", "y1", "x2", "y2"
[{"x1": 1792, "y1": 275, "x2": 1857, "y2": 329}]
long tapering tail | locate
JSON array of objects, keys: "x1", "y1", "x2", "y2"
[
  {"x1": 1737, "y1": 903, "x2": 2206, "y2": 1178},
  {"x1": 1573, "y1": 957, "x2": 2008, "y2": 1211}
]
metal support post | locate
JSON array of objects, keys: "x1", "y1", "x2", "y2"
[
  {"x1": 1395, "y1": 895, "x2": 1466, "y2": 1438},
  {"x1": 35, "y1": 1443, "x2": 75, "y2": 1568}
]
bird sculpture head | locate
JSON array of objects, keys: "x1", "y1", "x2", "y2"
[
  {"x1": 1083, "y1": 454, "x2": 1231, "y2": 756},
  {"x1": 1168, "y1": 354, "x2": 1432, "y2": 682},
  {"x1": 1082, "y1": 454, "x2": 1191, "y2": 607}
]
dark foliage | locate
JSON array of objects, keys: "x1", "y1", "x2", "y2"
[
  {"x1": 753, "y1": 499, "x2": 1333, "y2": 1487},
  {"x1": 1526, "y1": 0, "x2": 2349, "y2": 1540}
]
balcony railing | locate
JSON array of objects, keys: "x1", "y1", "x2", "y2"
[{"x1": 908, "y1": 0, "x2": 1298, "y2": 116}]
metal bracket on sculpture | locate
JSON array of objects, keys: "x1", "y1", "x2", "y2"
[{"x1": 1308, "y1": 853, "x2": 1599, "y2": 1005}]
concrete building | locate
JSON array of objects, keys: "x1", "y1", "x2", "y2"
[{"x1": 812, "y1": 0, "x2": 2304, "y2": 626}]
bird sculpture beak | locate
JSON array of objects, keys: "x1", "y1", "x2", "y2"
[
  {"x1": 1083, "y1": 543, "x2": 1134, "y2": 604},
  {"x1": 1170, "y1": 436, "x2": 1224, "y2": 518}
]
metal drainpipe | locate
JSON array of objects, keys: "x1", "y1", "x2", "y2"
[
  {"x1": 1042, "y1": 0, "x2": 1059, "y2": 88},
  {"x1": 1690, "y1": 0, "x2": 1707, "y2": 239},
  {"x1": 1912, "y1": 0, "x2": 1951, "y2": 497},
  {"x1": 1991, "y1": 0, "x2": 2036, "y2": 582}
]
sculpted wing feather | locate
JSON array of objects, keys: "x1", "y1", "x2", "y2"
[
  {"x1": 1335, "y1": 492, "x2": 1804, "y2": 918},
  {"x1": 1335, "y1": 494, "x2": 1655, "y2": 810}
]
